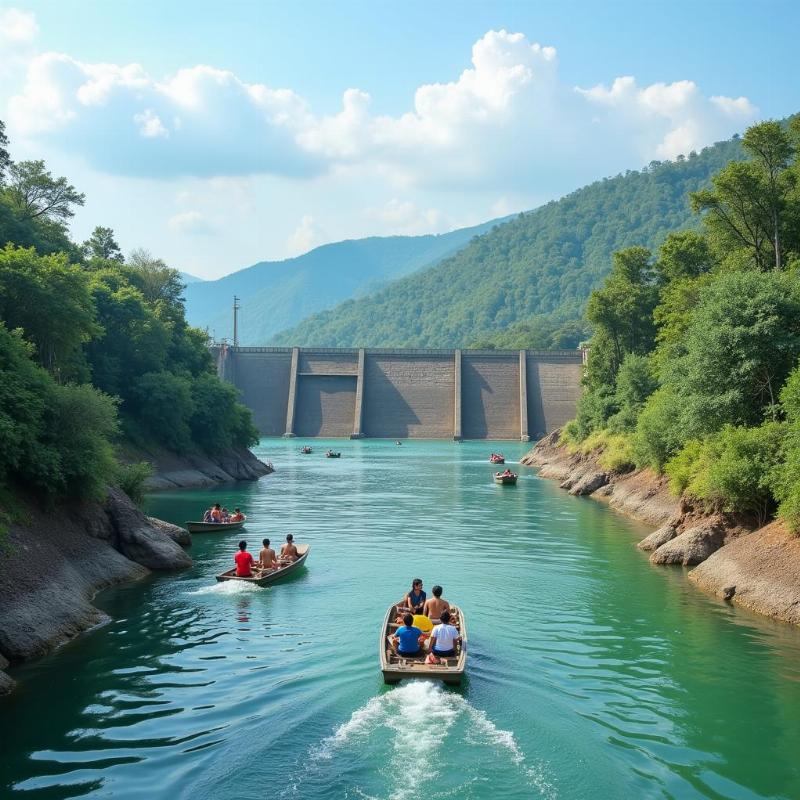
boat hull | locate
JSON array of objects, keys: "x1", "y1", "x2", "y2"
[
  {"x1": 216, "y1": 545, "x2": 310, "y2": 586},
  {"x1": 186, "y1": 518, "x2": 246, "y2": 533},
  {"x1": 379, "y1": 603, "x2": 467, "y2": 685},
  {"x1": 494, "y1": 475, "x2": 517, "y2": 485}
]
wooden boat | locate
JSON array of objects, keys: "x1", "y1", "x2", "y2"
[
  {"x1": 494, "y1": 472, "x2": 518, "y2": 485},
  {"x1": 489, "y1": 453, "x2": 505, "y2": 464},
  {"x1": 325, "y1": 450, "x2": 341, "y2": 458},
  {"x1": 379, "y1": 604, "x2": 467, "y2": 685},
  {"x1": 300, "y1": 446, "x2": 313, "y2": 454},
  {"x1": 216, "y1": 544, "x2": 310, "y2": 586},
  {"x1": 186, "y1": 516, "x2": 247, "y2": 533}
]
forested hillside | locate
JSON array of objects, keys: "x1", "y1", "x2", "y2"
[
  {"x1": 0, "y1": 120, "x2": 257, "y2": 505},
  {"x1": 564, "y1": 117, "x2": 800, "y2": 533},
  {"x1": 272, "y1": 136, "x2": 745, "y2": 348},
  {"x1": 183, "y1": 220, "x2": 504, "y2": 344}
]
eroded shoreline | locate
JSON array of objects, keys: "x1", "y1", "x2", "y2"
[{"x1": 522, "y1": 431, "x2": 800, "y2": 627}]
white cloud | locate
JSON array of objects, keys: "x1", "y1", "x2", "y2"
[
  {"x1": 365, "y1": 198, "x2": 447, "y2": 235},
  {"x1": 167, "y1": 210, "x2": 213, "y2": 235},
  {"x1": 0, "y1": 7, "x2": 38, "y2": 45},
  {"x1": 134, "y1": 108, "x2": 169, "y2": 138},
  {"x1": 286, "y1": 214, "x2": 323, "y2": 256},
  {"x1": 4, "y1": 28, "x2": 758, "y2": 191}
]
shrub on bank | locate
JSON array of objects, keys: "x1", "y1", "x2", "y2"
[{"x1": 665, "y1": 423, "x2": 785, "y2": 522}]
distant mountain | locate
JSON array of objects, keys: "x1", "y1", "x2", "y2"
[
  {"x1": 182, "y1": 220, "x2": 506, "y2": 344},
  {"x1": 271, "y1": 136, "x2": 746, "y2": 348},
  {"x1": 179, "y1": 271, "x2": 204, "y2": 284}
]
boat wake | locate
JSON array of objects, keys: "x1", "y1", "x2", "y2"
[
  {"x1": 289, "y1": 681, "x2": 555, "y2": 799},
  {"x1": 186, "y1": 580, "x2": 267, "y2": 596}
]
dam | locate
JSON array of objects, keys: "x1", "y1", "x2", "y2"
[{"x1": 214, "y1": 346, "x2": 584, "y2": 440}]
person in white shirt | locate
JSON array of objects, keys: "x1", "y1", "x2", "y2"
[{"x1": 430, "y1": 610, "x2": 461, "y2": 657}]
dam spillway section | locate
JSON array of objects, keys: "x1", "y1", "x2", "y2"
[{"x1": 213, "y1": 346, "x2": 584, "y2": 440}]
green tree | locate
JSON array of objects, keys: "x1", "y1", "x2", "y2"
[
  {"x1": 129, "y1": 371, "x2": 194, "y2": 453},
  {"x1": 83, "y1": 226, "x2": 124, "y2": 262},
  {"x1": 584, "y1": 246, "x2": 658, "y2": 388},
  {"x1": 655, "y1": 230, "x2": 713, "y2": 284},
  {"x1": 6, "y1": 160, "x2": 85, "y2": 223},
  {"x1": 665, "y1": 270, "x2": 800, "y2": 430},
  {"x1": 0, "y1": 119, "x2": 9, "y2": 184},
  {"x1": 691, "y1": 121, "x2": 796, "y2": 271},
  {"x1": 0, "y1": 245, "x2": 98, "y2": 377}
]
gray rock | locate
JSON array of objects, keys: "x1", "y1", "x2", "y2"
[
  {"x1": 105, "y1": 488, "x2": 192, "y2": 570},
  {"x1": 147, "y1": 516, "x2": 191, "y2": 547},
  {"x1": 637, "y1": 522, "x2": 678, "y2": 551},
  {"x1": 569, "y1": 471, "x2": 608, "y2": 496},
  {"x1": 0, "y1": 670, "x2": 15, "y2": 695},
  {"x1": 650, "y1": 522, "x2": 725, "y2": 566}
]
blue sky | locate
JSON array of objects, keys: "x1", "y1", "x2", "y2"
[{"x1": 1, "y1": 0, "x2": 798, "y2": 278}]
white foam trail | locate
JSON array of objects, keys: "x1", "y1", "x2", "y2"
[
  {"x1": 314, "y1": 681, "x2": 555, "y2": 799},
  {"x1": 187, "y1": 580, "x2": 266, "y2": 596}
]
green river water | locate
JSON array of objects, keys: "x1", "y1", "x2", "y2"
[{"x1": 2, "y1": 438, "x2": 800, "y2": 799}]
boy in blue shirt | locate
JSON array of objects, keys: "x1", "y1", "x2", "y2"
[{"x1": 392, "y1": 613, "x2": 423, "y2": 657}]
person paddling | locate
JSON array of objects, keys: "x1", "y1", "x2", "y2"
[{"x1": 234, "y1": 540, "x2": 254, "y2": 577}]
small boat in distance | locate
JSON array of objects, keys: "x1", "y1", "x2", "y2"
[
  {"x1": 489, "y1": 453, "x2": 505, "y2": 464},
  {"x1": 379, "y1": 603, "x2": 467, "y2": 685},
  {"x1": 216, "y1": 544, "x2": 310, "y2": 586},
  {"x1": 494, "y1": 471, "x2": 518, "y2": 485},
  {"x1": 300, "y1": 445, "x2": 313, "y2": 454},
  {"x1": 186, "y1": 516, "x2": 247, "y2": 533},
  {"x1": 325, "y1": 450, "x2": 341, "y2": 458},
  {"x1": 395, "y1": 440, "x2": 402, "y2": 446}
]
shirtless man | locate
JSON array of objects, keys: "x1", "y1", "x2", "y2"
[
  {"x1": 423, "y1": 585, "x2": 450, "y2": 624},
  {"x1": 280, "y1": 533, "x2": 299, "y2": 562},
  {"x1": 258, "y1": 538, "x2": 278, "y2": 570}
]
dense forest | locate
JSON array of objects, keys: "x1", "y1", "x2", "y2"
[
  {"x1": 272, "y1": 135, "x2": 746, "y2": 349},
  {"x1": 0, "y1": 120, "x2": 257, "y2": 507},
  {"x1": 565, "y1": 117, "x2": 800, "y2": 532},
  {"x1": 183, "y1": 219, "x2": 506, "y2": 345}
]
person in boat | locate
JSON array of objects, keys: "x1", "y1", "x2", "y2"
[
  {"x1": 230, "y1": 508, "x2": 244, "y2": 522},
  {"x1": 210, "y1": 503, "x2": 223, "y2": 523},
  {"x1": 280, "y1": 533, "x2": 299, "y2": 562},
  {"x1": 202, "y1": 508, "x2": 212, "y2": 523},
  {"x1": 430, "y1": 610, "x2": 461, "y2": 658},
  {"x1": 234, "y1": 540, "x2": 255, "y2": 577},
  {"x1": 423, "y1": 585, "x2": 451, "y2": 624},
  {"x1": 258, "y1": 538, "x2": 278, "y2": 570},
  {"x1": 397, "y1": 578, "x2": 426, "y2": 616},
  {"x1": 501, "y1": 468, "x2": 514, "y2": 477},
  {"x1": 391, "y1": 613, "x2": 424, "y2": 657}
]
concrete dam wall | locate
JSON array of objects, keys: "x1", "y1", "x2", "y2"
[{"x1": 215, "y1": 346, "x2": 583, "y2": 440}]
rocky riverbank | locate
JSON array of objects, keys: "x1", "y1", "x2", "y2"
[
  {"x1": 523, "y1": 431, "x2": 800, "y2": 626},
  {"x1": 124, "y1": 444, "x2": 274, "y2": 491},
  {"x1": 0, "y1": 488, "x2": 192, "y2": 695}
]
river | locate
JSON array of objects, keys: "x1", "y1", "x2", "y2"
[{"x1": 2, "y1": 439, "x2": 800, "y2": 799}]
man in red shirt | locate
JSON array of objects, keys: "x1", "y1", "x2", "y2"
[{"x1": 234, "y1": 540, "x2": 255, "y2": 577}]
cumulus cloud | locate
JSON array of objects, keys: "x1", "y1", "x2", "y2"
[
  {"x1": 0, "y1": 7, "x2": 38, "y2": 45},
  {"x1": 365, "y1": 198, "x2": 447, "y2": 235},
  {"x1": 167, "y1": 210, "x2": 213, "y2": 235},
  {"x1": 5, "y1": 27, "x2": 759, "y2": 190},
  {"x1": 286, "y1": 214, "x2": 324, "y2": 257}
]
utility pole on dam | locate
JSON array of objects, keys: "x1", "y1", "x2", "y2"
[{"x1": 233, "y1": 295, "x2": 240, "y2": 349}]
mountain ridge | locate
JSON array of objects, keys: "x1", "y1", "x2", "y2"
[
  {"x1": 269, "y1": 136, "x2": 746, "y2": 349},
  {"x1": 182, "y1": 218, "x2": 508, "y2": 343}
]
